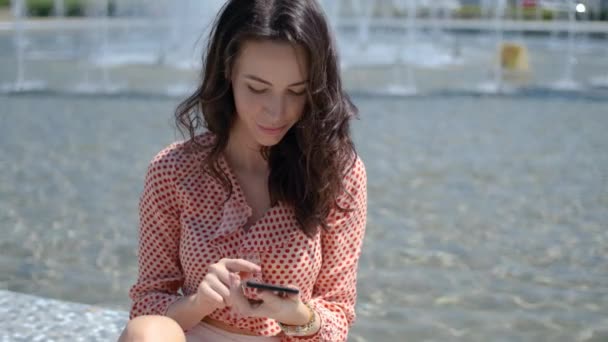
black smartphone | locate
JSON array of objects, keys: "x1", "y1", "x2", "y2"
[{"x1": 245, "y1": 281, "x2": 300, "y2": 295}]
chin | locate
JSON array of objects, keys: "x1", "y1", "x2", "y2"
[{"x1": 256, "y1": 135, "x2": 285, "y2": 147}]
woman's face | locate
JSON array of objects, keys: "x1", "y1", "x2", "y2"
[{"x1": 231, "y1": 40, "x2": 308, "y2": 147}]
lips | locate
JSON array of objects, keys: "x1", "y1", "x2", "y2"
[{"x1": 257, "y1": 123, "x2": 286, "y2": 134}]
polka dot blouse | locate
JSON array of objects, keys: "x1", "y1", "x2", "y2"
[{"x1": 128, "y1": 132, "x2": 367, "y2": 341}]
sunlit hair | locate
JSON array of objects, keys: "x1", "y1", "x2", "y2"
[{"x1": 175, "y1": 0, "x2": 358, "y2": 237}]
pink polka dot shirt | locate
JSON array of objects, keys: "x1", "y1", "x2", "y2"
[{"x1": 128, "y1": 132, "x2": 367, "y2": 341}]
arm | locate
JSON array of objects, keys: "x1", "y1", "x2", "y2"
[
  {"x1": 290, "y1": 157, "x2": 368, "y2": 341},
  {"x1": 128, "y1": 147, "x2": 213, "y2": 331}
]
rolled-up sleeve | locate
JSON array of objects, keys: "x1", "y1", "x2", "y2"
[
  {"x1": 128, "y1": 146, "x2": 184, "y2": 319},
  {"x1": 289, "y1": 157, "x2": 367, "y2": 342}
]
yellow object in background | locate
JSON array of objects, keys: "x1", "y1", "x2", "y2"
[{"x1": 500, "y1": 43, "x2": 530, "y2": 72}]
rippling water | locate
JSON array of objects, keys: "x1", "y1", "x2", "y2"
[{"x1": 1, "y1": 93, "x2": 607, "y2": 341}]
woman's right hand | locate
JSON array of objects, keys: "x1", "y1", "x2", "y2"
[{"x1": 194, "y1": 258, "x2": 262, "y2": 311}]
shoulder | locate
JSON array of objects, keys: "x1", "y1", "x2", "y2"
[
  {"x1": 332, "y1": 154, "x2": 366, "y2": 211},
  {"x1": 343, "y1": 154, "x2": 367, "y2": 193},
  {"x1": 325, "y1": 154, "x2": 367, "y2": 233},
  {"x1": 347, "y1": 155, "x2": 366, "y2": 180},
  {"x1": 147, "y1": 132, "x2": 216, "y2": 174}
]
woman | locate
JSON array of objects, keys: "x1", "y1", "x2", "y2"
[{"x1": 118, "y1": 0, "x2": 367, "y2": 341}]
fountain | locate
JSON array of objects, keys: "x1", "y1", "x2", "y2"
[
  {"x1": 514, "y1": 0, "x2": 526, "y2": 43},
  {"x1": 163, "y1": 0, "x2": 226, "y2": 96},
  {"x1": 353, "y1": 0, "x2": 374, "y2": 52},
  {"x1": 53, "y1": 0, "x2": 64, "y2": 18},
  {"x1": 552, "y1": 0, "x2": 581, "y2": 91},
  {"x1": 96, "y1": 0, "x2": 159, "y2": 67},
  {"x1": 320, "y1": 0, "x2": 349, "y2": 71},
  {"x1": 154, "y1": 0, "x2": 226, "y2": 70},
  {"x1": 52, "y1": 0, "x2": 70, "y2": 49},
  {"x1": 72, "y1": 0, "x2": 123, "y2": 93},
  {"x1": 385, "y1": 0, "x2": 417, "y2": 96},
  {"x1": 493, "y1": 0, "x2": 507, "y2": 92},
  {"x1": 0, "y1": 0, "x2": 606, "y2": 97},
  {"x1": 98, "y1": 0, "x2": 111, "y2": 88},
  {"x1": 478, "y1": 0, "x2": 510, "y2": 94},
  {"x1": 480, "y1": 0, "x2": 494, "y2": 19},
  {"x1": 590, "y1": 35, "x2": 608, "y2": 88},
  {"x1": 320, "y1": 0, "x2": 341, "y2": 33},
  {"x1": 1, "y1": 0, "x2": 46, "y2": 92},
  {"x1": 439, "y1": 0, "x2": 461, "y2": 61},
  {"x1": 515, "y1": 0, "x2": 523, "y2": 21},
  {"x1": 428, "y1": 1, "x2": 441, "y2": 41}
]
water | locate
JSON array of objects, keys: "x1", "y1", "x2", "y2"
[
  {"x1": 1, "y1": 1, "x2": 608, "y2": 341},
  {"x1": 1, "y1": 92, "x2": 607, "y2": 341}
]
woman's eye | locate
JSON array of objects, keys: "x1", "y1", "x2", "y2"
[
  {"x1": 289, "y1": 89, "x2": 306, "y2": 96},
  {"x1": 248, "y1": 86, "x2": 267, "y2": 94}
]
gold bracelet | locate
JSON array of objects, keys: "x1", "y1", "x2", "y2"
[{"x1": 277, "y1": 302, "x2": 317, "y2": 336}]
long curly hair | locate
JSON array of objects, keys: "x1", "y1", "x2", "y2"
[{"x1": 175, "y1": 0, "x2": 358, "y2": 237}]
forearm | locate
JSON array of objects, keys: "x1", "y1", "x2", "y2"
[{"x1": 165, "y1": 293, "x2": 216, "y2": 332}]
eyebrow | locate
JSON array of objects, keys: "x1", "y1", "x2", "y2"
[{"x1": 245, "y1": 74, "x2": 307, "y2": 87}]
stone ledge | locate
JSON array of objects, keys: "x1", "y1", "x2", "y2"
[{"x1": 0, "y1": 290, "x2": 128, "y2": 341}]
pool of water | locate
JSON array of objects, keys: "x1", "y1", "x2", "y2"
[
  {"x1": 1, "y1": 90, "x2": 607, "y2": 341},
  {"x1": 1, "y1": 16, "x2": 608, "y2": 340}
]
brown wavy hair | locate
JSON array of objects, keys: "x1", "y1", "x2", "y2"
[{"x1": 175, "y1": 0, "x2": 358, "y2": 237}]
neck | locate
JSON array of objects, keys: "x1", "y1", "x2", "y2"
[{"x1": 224, "y1": 120, "x2": 268, "y2": 174}]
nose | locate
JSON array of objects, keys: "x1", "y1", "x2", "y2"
[{"x1": 265, "y1": 94, "x2": 286, "y2": 122}]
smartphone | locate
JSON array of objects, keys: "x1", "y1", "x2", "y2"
[{"x1": 245, "y1": 281, "x2": 300, "y2": 295}]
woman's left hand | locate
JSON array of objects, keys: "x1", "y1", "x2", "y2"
[{"x1": 228, "y1": 272, "x2": 311, "y2": 326}]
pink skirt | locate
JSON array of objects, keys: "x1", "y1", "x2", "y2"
[{"x1": 185, "y1": 322, "x2": 282, "y2": 342}]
